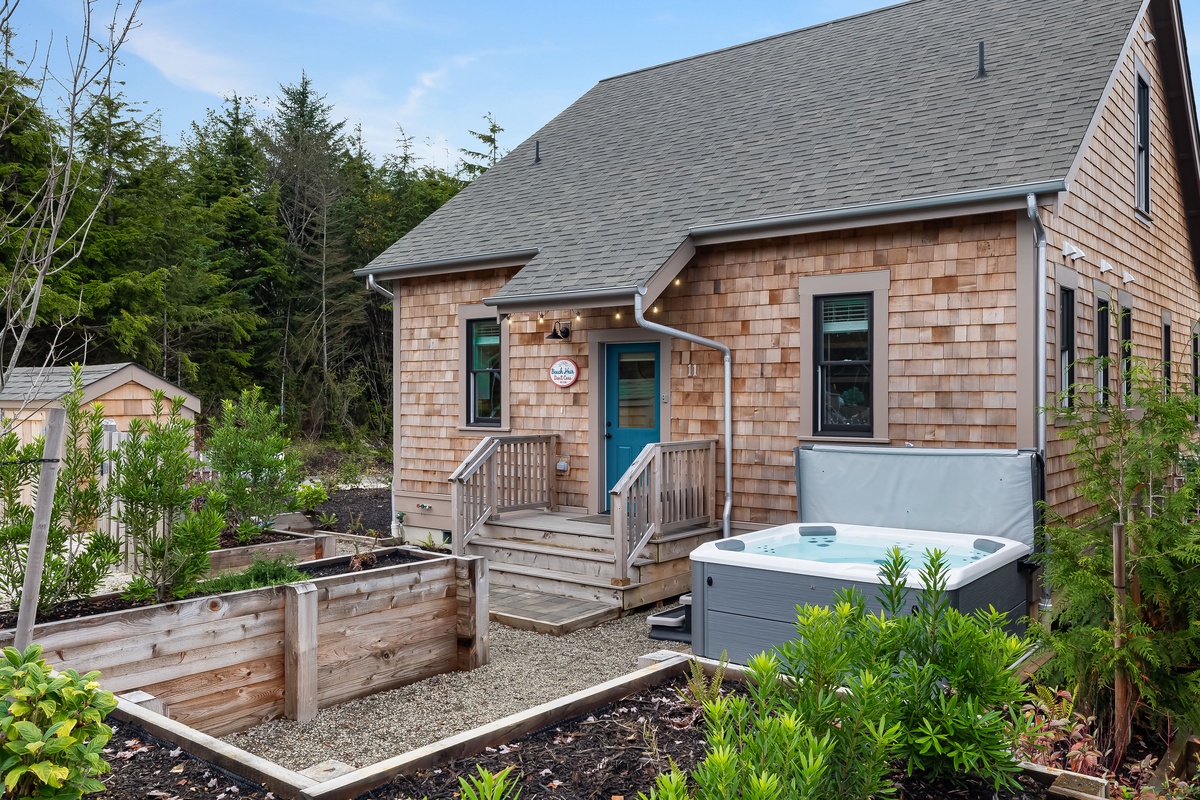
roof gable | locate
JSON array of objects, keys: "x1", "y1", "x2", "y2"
[{"x1": 361, "y1": 0, "x2": 1147, "y2": 305}]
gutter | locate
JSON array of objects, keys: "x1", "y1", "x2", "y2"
[
  {"x1": 366, "y1": 274, "x2": 401, "y2": 541},
  {"x1": 354, "y1": 248, "x2": 539, "y2": 279},
  {"x1": 633, "y1": 290, "x2": 733, "y2": 538},
  {"x1": 689, "y1": 180, "x2": 1067, "y2": 242},
  {"x1": 1026, "y1": 194, "x2": 1048, "y2": 456},
  {"x1": 483, "y1": 285, "x2": 641, "y2": 311}
]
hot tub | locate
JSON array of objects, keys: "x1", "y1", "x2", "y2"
[{"x1": 690, "y1": 523, "x2": 1031, "y2": 663}]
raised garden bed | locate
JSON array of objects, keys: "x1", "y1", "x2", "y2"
[
  {"x1": 1, "y1": 547, "x2": 488, "y2": 738},
  {"x1": 207, "y1": 530, "x2": 338, "y2": 575}
]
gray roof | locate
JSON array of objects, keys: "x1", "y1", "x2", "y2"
[
  {"x1": 361, "y1": 0, "x2": 1145, "y2": 302},
  {"x1": 0, "y1": 364, "x2": 134, "y2": 402}
]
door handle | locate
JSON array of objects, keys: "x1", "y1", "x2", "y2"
[{"x1": 605, "y1": 433, "x2": 612, "y2": 439}]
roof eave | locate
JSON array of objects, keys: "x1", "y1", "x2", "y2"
[
  {"x1": 353, "y1": 248, "x2": 540, "y2": 280},
  {"x1": 688, "y1": 180, "x2": 1068, "y2": 246},
  {"x1": 482, "y1": 285, "x2": 643, "y2": 314}
]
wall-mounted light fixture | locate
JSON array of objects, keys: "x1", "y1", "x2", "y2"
[
  {"x1": 537, "y1": 311, "x2": 546, "y2": 324},
  {"x1": 545, "y1": 321, "x2": 571, "y2": 341}
]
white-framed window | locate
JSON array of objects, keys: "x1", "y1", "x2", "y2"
[
  {"x1": 798, "y1": 270, "x2": 889, "y2": 441},
  {"x1": 1135, "y1": 63, "x2": 1152, "y2": 215},
  {"x1": 458, "y1": 305, "x2": 510, "y2": 429}
]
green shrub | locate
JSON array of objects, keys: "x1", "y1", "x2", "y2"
[
  {"x1": 196, "y1": 557, "x2": 307, "y2": 593},
  {"x1": 110, "y1": 392, "x2": 221, "y2": 602},
  {"x1": 294, "y1": 482, "x2": 329, "y2": 514},
  {"x1": 458, "y1": 765, "x2": 522, "y2": 800},
  {"x1": 205, "y1": 387, "x2": 302, "y2": 542},
  {"x1": 0, "y1": 644, "x2": 115, "y2": 798}
]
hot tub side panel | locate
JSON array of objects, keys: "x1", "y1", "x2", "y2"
[{"x1": 692, "y1": 561, "x2": 1029, "y2": 664}]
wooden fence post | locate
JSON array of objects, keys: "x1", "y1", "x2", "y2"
[
  {"x1": 456, "y1": 556, "x2": 489, "y2": 671},
  {"x1": 14, "y1": 408, "x2": 66, "y2": 651},
  {"x1": 284, "y1": 583, "x2": 318, "y2": 722}
]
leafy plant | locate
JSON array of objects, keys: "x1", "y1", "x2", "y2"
[
  {"x1": 294, "y1": 482, "x2": 328, "y2": 514},
  {"x1": 458, "y1": 765, "x2": 521, "y2": 800},
  {"x1": 1035, "y1": 358, "x2": 1200, "y2": 764},
  {"x1": 195, "y1": 557, "x2": 307, "y2": 593},
  {"x1": 109, "y1": 392, "x2": 222, "y2": 602},
  {"x1": 677, "y1": 653, "x2": 727, "y2": 710},
  {"x1": 205, "y1": 386, "x2": 303, "y2": 542},
  {"x1": 0, "y1": 644, "x2": 116, "y2": 798},
  {"x1": 315, "y1": 511, "x2": 338, "y2": 530}
]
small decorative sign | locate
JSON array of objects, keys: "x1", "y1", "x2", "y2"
[{"x1": 548, "y1": 358, "x2": 580, "y2": 387}]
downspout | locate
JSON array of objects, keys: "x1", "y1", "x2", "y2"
[
  {"x1": 1026, "y1": 193, "x2": 1052, "y2": 626},
  {"x1": 367, "y1": 275, "x2": 402, "y2": 541},
  {"x1": 1026, "y1": 194, "x2": 1048, "y2": 455},
  {"x1": 633, "y1": 290, "x2": 733, "y2": 538}
]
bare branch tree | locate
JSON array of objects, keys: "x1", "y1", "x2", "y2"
[{"x1": 0, "y1": 0, "x2": 140, "y2": 390}]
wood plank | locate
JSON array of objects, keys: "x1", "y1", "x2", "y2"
[
  {"x1": 165, "y1": 678, "x2": 286, "y2": 737},
  {"x1": 316, "y1": 638, "x2": 458, "y2": 709},
  {"x1": 143, "y1": 657, "x2": 284, "y2": 706},
  {"x1": 95, "y1": 633, "x2": 284, "y2": 693},
  {"x1": 208, "y1": 539, "x2": 320, "y2": 574},
  {"x1": 316, "y1": 579, "x2": 455, "y2": 624},
  {"x1": 285, "y1": 583, "x2": 318, "y2": 723},
  {"x1": 314, "y1": 559, "x2": 457, "y2": 602},
  {"x1": 316, "y1": 598, "x2": 457, "y2": 666},
  {"x1": 456, "y1": 556, "x2": 488, "y2": 670},
  {"x1": 0, "y1": 589, "x2": 284, "y2": 651},
  {"x1": 111, "y1": 697, "x2": 316, "y2": 800},
  {"x1": 301, "y1": 655, "x2": 690, "y2": 800}
]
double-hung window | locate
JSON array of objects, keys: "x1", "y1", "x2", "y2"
[
  {"x1": 814, "y1": 294, "x2": 873, "y2": 435},
  {"x1": 1059, "y1": 287, "x2": 1076, "y2": 407},
  {"x1": 1096, "y1": 299, "x2": 1111, "y2": 405},
  {"x1": 464, "y1": 316, "x2": 504, "y2": 427},
  {"x1": 1136, "y1": 71, "x2": 1151, "y2": 215},
  {"x1": 1120, "y1": 306, "x2": 1134, "y2": 406}
]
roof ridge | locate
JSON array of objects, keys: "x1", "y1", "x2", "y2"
[{"x1": 598, "y1": 0, "x2": 929, "y2": 84}]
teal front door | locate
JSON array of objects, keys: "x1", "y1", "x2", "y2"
[{"x1": 605, "y1": 342, "x2": 661, "y2": 502}]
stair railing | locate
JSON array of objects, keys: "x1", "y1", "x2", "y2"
[
  {"x1": 448, "y1": 434, "x2": 559, "y2": 554},
  {"x1": 609, "y1": 439, "x2": 717, "y2": 585}
]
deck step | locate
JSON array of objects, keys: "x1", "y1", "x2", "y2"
[
  {"x1": 486, "y1": 562, "x2": 631, "y2": 605},
  {"x1": 467, "y1": 536, "x2": 650, "y2": 581},
  {"x1": 489, "y1": 586, "x2": 620, "y2": 635}
]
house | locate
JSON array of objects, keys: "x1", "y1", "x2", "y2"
[
  {"x1": 356, "y1": 0, "x2": 1200, "y2": 625},
  {"x1": 0, "y1": 363, "x2": 201, "y2": 445}
]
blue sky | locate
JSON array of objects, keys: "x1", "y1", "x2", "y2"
[{"x1": 12, "y1": 0, "x2": 1200, "y2": 170}]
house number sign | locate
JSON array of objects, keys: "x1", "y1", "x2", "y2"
[{"x1": 548, "y1": 358, "x2": 580, "y2": 387}]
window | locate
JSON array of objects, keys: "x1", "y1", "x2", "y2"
[
  {"x1": 1120, "y1": 306, "x2": 1133, "y2": 405},
  {"x1": 1163, "y1": 319, "x2": 1172, "y2": 393},
  {"x1": 1096, "y1": 299, "x2": 1111, "y2": 405},
  {"x1": 1192, "y1": 326, "x2": 1199, "y2": 417},
  {"x1": 814, "y1": 294, "x2": 873, "y2": 435},
  {"x1": 460, "y1": 311, "x2": 504, "y2": 429},
  {"x1": 1059, "y1": 287, "x2": 1076, "y2": 407},
  {"x1": 1136, "y1": 72, "x2": 1151, "y2": 214}
]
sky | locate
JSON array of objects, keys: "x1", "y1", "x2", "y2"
[{"x1": 11, "y1": 0, "x2": 1200, "y2": 171}]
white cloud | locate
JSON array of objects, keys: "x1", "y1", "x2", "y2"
[{"x1": 126, "y1": 23, "x2": 255, "y2": 98}]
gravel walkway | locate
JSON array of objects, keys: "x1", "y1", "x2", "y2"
[{"x1": 222, "y1": 610, "x2": 689, "y2": 772}]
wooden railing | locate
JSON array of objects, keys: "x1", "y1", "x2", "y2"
[
  {"x1": 448, "y1": 434, "x2": 559, "y2": 554},
  {"x1": 610, "y1": 439, "x2": 717, "y2": 585}
]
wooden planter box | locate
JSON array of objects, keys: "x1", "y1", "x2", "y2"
[
  {"x1": 207, "y1": 531, "x2": 339, "y2": 576},
  {"x1": 1, "y1": 548, "x2": 488, "y2": 737}
]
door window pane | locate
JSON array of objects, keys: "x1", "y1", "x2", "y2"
[
  {"x1": 617, "y1": 352, "x2": 656, "y2": 428},
  {"x1": 815, "y1": 294, "x2": 872, "y2": 435}
]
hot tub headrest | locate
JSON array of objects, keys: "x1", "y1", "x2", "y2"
[
  {"x1": 794, "y1": 445, "x2": 1040, "y2": 548},
  {"x1": 715, "y1": 539, "x2": 746, "y2": 551}
]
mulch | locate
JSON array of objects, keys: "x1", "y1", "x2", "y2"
[{"x1": 306, "y1": 487, "x2": 394, "y2": 536}]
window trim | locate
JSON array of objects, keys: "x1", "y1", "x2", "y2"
[
  {"x1": 1135, "y1": 59, "x2": 1152, "y2": 217},
  {"x1": 458, "y1": 305, "x2": 511, "y2": 431},
  {"x1": 798, "y1": 270, "x2": 889, "y2": 442}
]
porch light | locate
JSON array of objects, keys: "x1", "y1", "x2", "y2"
[
  {"x1": 546, "y1": 321, "x2": 571, "y2": 341},
  {"x1": 615, "y1": 312, "x2": 622, "y2": 320}
]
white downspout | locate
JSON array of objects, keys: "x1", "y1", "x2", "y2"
[
  {"x1": 367, "y1": 275, "x2": 402, "y2": 541},
  {"x1": 633, "y1": 290, "x2": 733, "y2": 538}
]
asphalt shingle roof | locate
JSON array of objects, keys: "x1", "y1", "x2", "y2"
[
  {"x1": 0, "y1": 364, "x2": 132, "y2": 402},
  {"x1": 361, "y1": 0, "x2": 1143, "y2": 301}
]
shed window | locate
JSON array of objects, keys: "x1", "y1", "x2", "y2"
[
  {"x1": 1059, "y1": 287, "x2": 1076, "y2": 407},
  {"x1": 1096, "y1": 299, "x2": 1111, "y2": 405},
  {"x1": 467, "y1": 319, "x2": 502, "y2": 427},
  {"x1": 815, "y1": 294, "x2": 873, "y2": 435},
  {"x1": 1136, "y1": 73, "x2": 1151, "y2": 214}
]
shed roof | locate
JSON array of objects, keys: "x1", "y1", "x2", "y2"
[
  {"x1": 358, "y1": 0, "x2": 1183, "y2": 307},
  {"x1": 0, "y1": 364, "x2": 201, "y2": 413}
]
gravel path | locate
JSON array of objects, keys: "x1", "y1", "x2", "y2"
[{"x1": 222, "y1": 610, "x2": 689, "y2": 772}]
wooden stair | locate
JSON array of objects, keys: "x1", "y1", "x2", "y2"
[{"x1": 467, "y1": 510, "x2": 720, "y2": 633}]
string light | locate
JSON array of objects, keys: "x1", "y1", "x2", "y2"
[{"x1": 615, "y1": 312, "x2": 622, "y2": 320}]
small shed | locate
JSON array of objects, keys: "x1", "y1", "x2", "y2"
[{"x1": 0, "y1": 363, "x2": 200, "y2": 444}]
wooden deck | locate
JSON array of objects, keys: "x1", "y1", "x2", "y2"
[{"x1": 468, "y1": 510, "x2": 719, "y2": 635}]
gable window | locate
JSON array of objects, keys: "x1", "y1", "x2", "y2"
[
  {"x1": 1059, "y1": 287, "x2": 1076, "y2": 407},
  {"x1": 1096, "y1": 298, "x2": 1111, "y2": 405},
  {"x1": 815, "y1": 294, "x2": 873, "y2": 435},
  {"x1": 1120, "y1": 305, "x2": 1133, "y2": 405},
  {"x1": 1136, "y1": 71, "x2": 1151, "y2": 215}
]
